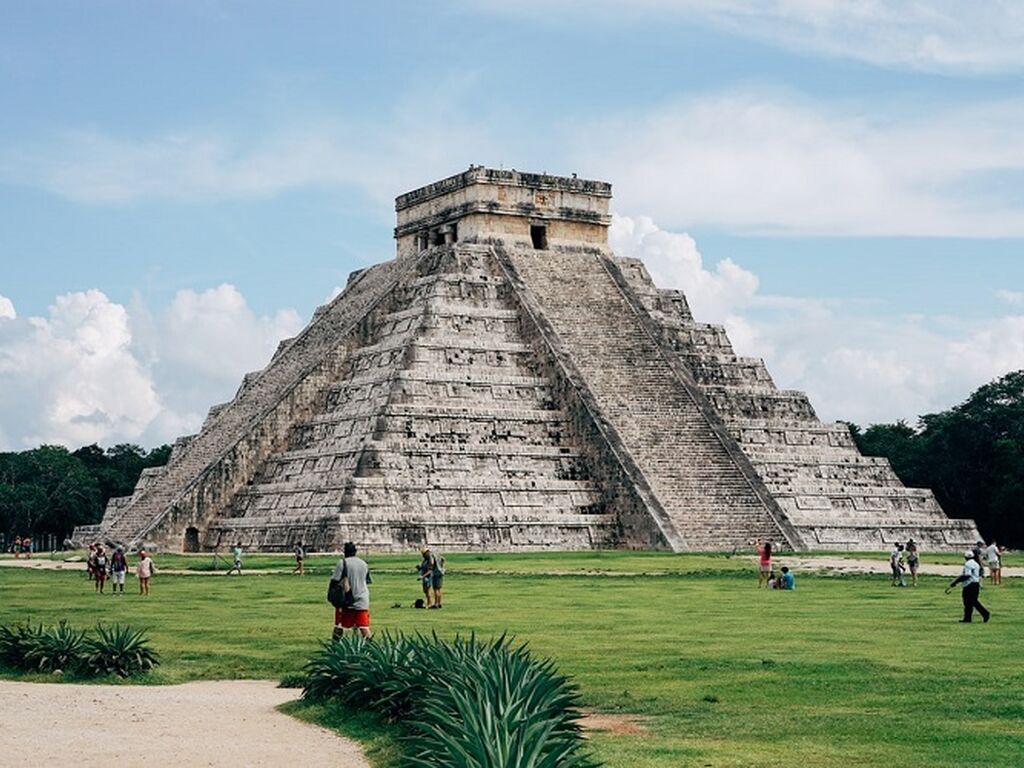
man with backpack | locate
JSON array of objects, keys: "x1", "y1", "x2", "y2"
[
  {"x1": 109, "y1": 545, "x2": 128, "y2": 596},
  {"x1": 328, "y1": 542, "x2": 372, "y2": 640},
  {"x1": 419, "y1": 546, "x2": 445, "y2": 609}
]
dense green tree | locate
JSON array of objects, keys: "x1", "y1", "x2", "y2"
[
  {"x1": 1, "y1": 442, "x2": 171, "y2": 541},
  {"x1": 851, "y1": 370, "x2": 1024, "y2": 547}
]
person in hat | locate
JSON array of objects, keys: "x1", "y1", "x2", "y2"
[
  {"x1": 137, "y1": 550, "x2": 154, "y2": 596},
  {"x1": 946, "y1": 550, "x2": 990, "y2": 623},
  {"x1": 905, "y1": 538, "x2": 920, "y2": 587}
]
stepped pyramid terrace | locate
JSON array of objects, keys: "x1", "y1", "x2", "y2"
[{"x1": 74, "y1": 167, "x2": 981, "y2": 553}]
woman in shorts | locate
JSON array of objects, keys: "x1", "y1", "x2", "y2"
[{"x1": 905, "y1": 539, "x2": 920, "y2": 587}]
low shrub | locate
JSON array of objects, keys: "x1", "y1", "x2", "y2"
[
  {"x1": 24, "y1": 620, "x2": 88, "y2": 673},
  {"x1": 86, "y1": 624, "x2": 160, "y2": 678},
  {"x1": 0, "y1": 622, "x2": 44, "y2": 669},
  {"x1": 302, "y1": 633, "x2": 598, "y2": 768},
  {"x1": 0, "y1": 620, "x2": 158, "y2": 678}
]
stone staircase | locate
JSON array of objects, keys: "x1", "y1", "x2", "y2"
[
  {"x1": 202, "y1": 246, "x2": 618, "y2": 551},
  {"x1": 501, "y1": 246, "x2": 788, "y2": 550},
  {"x1": 613, "y1": 257, "x2": 980, "y2": 550}
]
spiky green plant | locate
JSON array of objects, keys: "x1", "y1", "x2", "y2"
[
  {"x1": 85, "y1": 624, "x2": 160, "y2": 677},
  {"x1": 301, "y1": 632, "x2": 598, "y2": 768},
  {"x1": 23, "y1": 620, "x2": 87, "y2": 673},
  {"x1": 0, "y1": 622, "x2": 44, "y2": 670}
]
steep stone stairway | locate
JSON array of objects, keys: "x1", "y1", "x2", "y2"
[{"x1": 502, "y1": 247, "x2": 786, "y2": 550}]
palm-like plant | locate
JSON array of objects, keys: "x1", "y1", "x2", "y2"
[
  {"x1": 0, "y1": 622, "x2": 44, "y2": 669},
  {"x1": 24, "y1": 620, "x2": 87, "y2": 673},
  {"x1": 86, "y1": 624, "x2": 160, "y2": 677}
]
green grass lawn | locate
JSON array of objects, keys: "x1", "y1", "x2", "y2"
[{"x1": 1, "y1": 553, "x2": 1021, "y2": 767}]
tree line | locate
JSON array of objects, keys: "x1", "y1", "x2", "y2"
[
  {"x1": 0, "y1": 443, "x2": 170, "y2": 543},
  {"x1": 848, "y1": 370, "x2": 1024, "y2": 548}
]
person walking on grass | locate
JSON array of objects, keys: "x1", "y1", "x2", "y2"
[
  {"x1": 946, "y1": 550, "x2": 990, "y2": 623},
  {"x1": 137, "y1": 550, "x2": 154, "y2": 596},
  {"x1": 756, "y1": 538, "x2": 772, "y2": 588},
  {"x1": 986, "y1": 540, "x2": 1002, "y2": 586},
  {"x1": 94, "y1": 546, "x2": 108, "y2": 594},
  {"x1": 110, "y1": 545, "x2": 128, "y2": 596},
  {"x1": 225, "y1": 542, "x2": 243, "y2": 576},
  {"x1": 331, "y1": 542, "x2": 372, "y2": 640},
  {"x1": 293, "y1": 542, "x2": 305, "y2": 576},
  {"x1": 890, "y1": 542, "x2": 906, "y2": 587},
  {"x1": 905, "y1": 538, "x2": 920, "y2": 587},
  {"x1": 973, "y1": 540, "x2": 986, "y2": 581}
]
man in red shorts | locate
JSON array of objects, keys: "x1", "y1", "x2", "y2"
[{"x1": 332, "y1": 541, "x2": 372, "y2": 639}]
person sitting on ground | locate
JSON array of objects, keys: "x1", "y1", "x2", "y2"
[
  {"x1": 94, "y1": 546, "x2": 108, "y2": 594},
  {"x1": 780, "y1": 566, "x2": 795, "y2": 590},
  {"x1": 109, "y1": 545, "x2": 128, "y2": 596}
]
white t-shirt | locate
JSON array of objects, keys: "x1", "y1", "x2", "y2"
[
  {"x1": 986, "y1": 544, "x2": 1000, "y2": 564},
  {"x1": 961, "y1": 559, "x2": 980, "y2": 586}
]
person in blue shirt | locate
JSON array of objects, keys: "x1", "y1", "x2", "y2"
[{"x1": 780, "y1": 566, "x2": 795, "y2": 590}]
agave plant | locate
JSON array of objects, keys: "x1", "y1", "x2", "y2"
[
  {"x1": 24, "y1": 620, "x2": 87, "y2": 673},
  {"x1": 85, "y1": 624, "x2": 160, "y2": 677},
  {"x1": 0, "y1": 622, "x2": 45, "y2": 670},
  {"x1": 301, "y1": 631, "x2": 598, "y2": 768}
]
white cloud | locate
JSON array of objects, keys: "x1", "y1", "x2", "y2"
[
  {"x1": 0, "y1": 295, "x2": 15, "y2": 320},
  {"x1": 473, "y1": 0, "x2": 1024, "y2": 73},
  {"x1": 997, "y1": 289, "x2": 1024, "y2": 305},
  {"x1": 0, "y1": 286, "x2": 303, "y2": 451},
  {"x1": 611, "y1": 215, "x2": 1024, "y2": 424},
  {"x1": 577, "y1": 94, "x2": 1024, "y2": 236}
]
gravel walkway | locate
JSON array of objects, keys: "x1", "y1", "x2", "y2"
[{"x1": 0, "y1": 679, "x2": 369, "y2": 767}]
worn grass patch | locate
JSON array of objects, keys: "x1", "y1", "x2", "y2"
[{"x1": 1, "y1": 552, "x2": 1022, "y2": 767}]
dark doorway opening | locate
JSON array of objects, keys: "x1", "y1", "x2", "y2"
[
  {"x1": 530, "y1": 224, "x2": 548, "y2": 250},
  {"x1": 183, "y1": 526, "x2": 201, "y2": 553}
]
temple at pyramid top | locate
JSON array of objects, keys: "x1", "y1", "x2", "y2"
[
  {"x1": 394, "y1": 166, "x2": 612, "y2": 256},
  {"x1": 73, "y1": 167, "x2": 980, "y2": 554}
]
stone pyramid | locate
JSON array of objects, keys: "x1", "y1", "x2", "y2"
[{"x1": 76, "y1": 167, "x2": 980, "y2": 552}]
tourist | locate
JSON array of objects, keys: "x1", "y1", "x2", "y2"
[
  {"x1": 418, "y1": 547, "x2": 434, "y2": 607},
  {"x1": 986, "y1": 539, "x2": 1002, "y2": 586},
  {"x1": 137, "y1": 550, "x2": 154, "y2": 596},
  {"x1": 889, "y1": 543, "x2": 906, "y2": 587},
  {"x1": 86, "y1": 543, "x2": 98, "y2": 581},
  {"x1": 945, "y1": 550, "x2": 990, "y2": 623},
  {"x1": 94, "y1": 546, "x2": 108, "y2": 594},
  {"x1": 905, "y1": 538, "x2": 920, "y2": 587},
  {"x1": 331, "y1": 542, "x2": 372, "y2": 639},
  {"x1": 12, "y1": 535, "x2": 21, "y2": 559},
  {"x1": 780, "y1": 566, "x2": 795, "y2": 590},
  {"x1": 293, "y1": 542, "x2": 305, "y2": 576},
  {"x1": 110, "y1": 545, "x2": 128, "y2": 596},
  {"x1": 756, "y1": 539, "x2": 773, "y2": 588},
  {"x1": 226, "y1": 542, "x2": 243, "y2": 575},
  {"x1": 973, "y1": 540, "x2": 986, "y2": 581},
  {"x1": 21, "y1": 536, "x2": 31, "y2": 559}
]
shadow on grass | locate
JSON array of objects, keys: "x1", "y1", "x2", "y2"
[{"x1": 278, "y1": 698, "x2": 402, "y2": 768}]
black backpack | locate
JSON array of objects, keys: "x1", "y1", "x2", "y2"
[{"x1": 327, "y1": 560, "x2": 353, "y2": 609}]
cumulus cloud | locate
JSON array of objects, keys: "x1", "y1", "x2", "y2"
[
  {"x1": 577, "y1": 94, "x2": 1024, "y2": 237},
  {"x1": 0, "y1": 295, "x2": 15, "y2": 320},
  {"x1": 610, "y1": 215, "x2": 1024, "y2": 425},
  {"x1": 474, "y1": 0, "x2": 1024, "y2": 73},
  {"x1": 0, "y1": 286, "x2": 303, "y2": 451},
  {"x1": 997, "y1": 289, "x2": 1024, "y2": 305}
]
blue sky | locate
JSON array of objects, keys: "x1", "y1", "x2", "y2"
[{"x1": 1, "y1": 1, "x2": 1023, "y2": 449}]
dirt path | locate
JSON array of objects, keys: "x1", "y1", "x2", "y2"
[{"x1": 0, "y1": 679, "x2": 369, "y2": 767}]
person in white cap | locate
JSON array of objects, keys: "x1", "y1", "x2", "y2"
[{"x1": 945, "y1": 550, "x2": 990, "y2": 623}]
